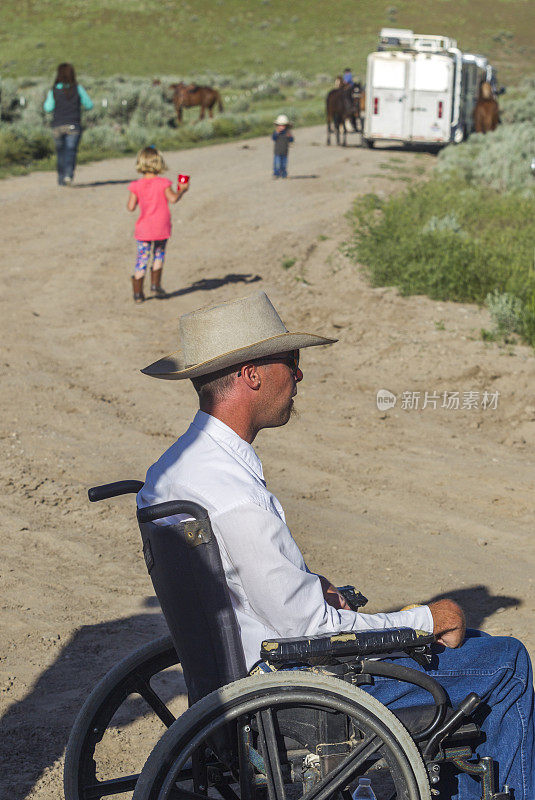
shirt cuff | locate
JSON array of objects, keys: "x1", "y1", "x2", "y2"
[{"x1": 403, "y1": 604, "x2": 434, "y2": 634}]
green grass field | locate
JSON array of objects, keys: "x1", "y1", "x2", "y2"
[{"x1": 1, "y1": 0, "x2": 534, "y2": 84}]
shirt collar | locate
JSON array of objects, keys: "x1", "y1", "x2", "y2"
[{"x1": 191, "y1": 410, "x2": 265, "y2": 482}]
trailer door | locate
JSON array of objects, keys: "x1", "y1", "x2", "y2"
[
  {"x1": 409, "y1": 55, "x2": 453, "y2": 141},
  {"x1": 367, "y1": 55, "x2": 408, "y2": 139}
]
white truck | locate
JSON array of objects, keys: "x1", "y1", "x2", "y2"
[{"x1": 363, "y1": 28, "x2": 492, "y2": 148}]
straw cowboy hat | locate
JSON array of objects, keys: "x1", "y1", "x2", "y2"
[
  {"x1": 274, "y1": 114, "x2": 289, "y2": 125},
  {"x1": 142, "y1": 291, "x2": 337, "y2": 380}
]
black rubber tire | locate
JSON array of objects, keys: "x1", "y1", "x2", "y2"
[
  {"x1": 133, "y1": 671, "x2": 431, "y2": 800},
  {"x1": 64, "y1": 635, "x2": 179, "y2": 800},
  {"x1": 363, "y1": 138, "x2": 375, "y2": 148}
]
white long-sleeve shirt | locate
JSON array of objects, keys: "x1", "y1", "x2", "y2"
[{"x1": 138, "y1": 411, "x2": 433, "y2": 670}]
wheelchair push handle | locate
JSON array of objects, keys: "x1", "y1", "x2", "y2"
[
  {"x1": 87, "y1": 481, "x2": 209, "y2": 524},
  {"x1": 137, "y1": 499, "x2": 210, "y2": 524},
  {"x1": 88, "y1": 480, "x2": 144, "y2": 502}
]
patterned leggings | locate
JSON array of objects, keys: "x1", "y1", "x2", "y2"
[{"x1": 134, "y1": 240, "x2": 167, "y2": 276}]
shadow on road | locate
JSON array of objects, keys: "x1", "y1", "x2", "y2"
[
  {"x1": 74, "y1": 179, "x2": 132, "y2": 188},
  {"x1": 0, "y1": 584, "x2": 521, "y2": 799},
  {"x1": 384, "y1": 584, "x2": 520, "y2": 630},
  {"x1": 0, "y1": 604, "x2": 175, "y2": 800},
  {"x1": 142, "y1": 272, "x2": 262, "y2": 302},
  {"x1": 423, "y1": 584, "x2": 520, "y2": 630}
]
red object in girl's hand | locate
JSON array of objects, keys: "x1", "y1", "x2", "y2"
[{"x1": 177, "y1": 174, "x2": 190, "y2": 188}]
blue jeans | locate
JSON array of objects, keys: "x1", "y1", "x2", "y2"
[
  {"x1": 53, "y1": 126, "x2": 81, "y2": 184},
  {"x1": 273, "y1": 154, "x2": 288, "y2": 178},
  {"x1": 364, "y1": 630, "x2": 534, "y2": 799}
]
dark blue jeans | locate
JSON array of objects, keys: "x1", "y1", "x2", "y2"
[
  {"x1": 364, "y1": 630, "x2": 534, "y2": 799},
  {"x1": 53, "y1": 126, "x2": 81, "y2": 185},
  {"x1": 273, "y1": 154, "x2": 288, "y2": 178}
]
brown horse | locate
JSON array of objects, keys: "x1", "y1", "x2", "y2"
[
  {"x1": 171, "y1": 82, "x2": 224, "y2": 123},
  {"x1": 326, "y1": 83, "x2": 363, "y2": 145},
  {"x1": 473, "y1": 81, "x2": 500, "y2": 134}
]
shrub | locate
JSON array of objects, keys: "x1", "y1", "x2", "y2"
[
  {"x1": 0, "y1": 70, "x2": 337, "y2": 173},
  {"x1": 0, "y1": 124, "x2": 53, "y2": 164},
  {"x1": 422, "y1": 213, "x2": 467, "y2": 236},
  {"x1": 521, "y1": 297, "x2": 535, "y2": 345},
  {"x1": 437, "y1": 122, "x2": 534, "y2": 193},
  {"x1": 294, "y1": 88, "x2": 313, "y2": 101},
  {"x1": 129, "y1": 85, "x2": 175, "y2": 129},
  {"x1": 501, "y1": 78, "x2": 535, "y2": 125},
  {"x1": 486, "y1": 290, "x2": 524, "y2": 334},
  {"x1": 212, "y1": 115, "x2": 246, "y2": 138},
  {"x1": 251, "y1": 80, "x2": 282, "y2": 100},
  {"x1": 0, "y1": 78, "x2": 22, "y2": 122},
  {"x1": 271, "y1": 71, "x2": 306, "y2": 87},
  {"x1": 229, "y1": 97, "x2": 250, "y2": 113},
  {"x1": 80, "y1": 124, "x2": 129, "y2": 153},
  {"x1": 347, "y1": 177, "x2": 535, "y2": 311}
]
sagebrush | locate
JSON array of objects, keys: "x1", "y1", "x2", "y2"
[{"x1": 0, "y1": 72, "x2": 326, "y2": 174}]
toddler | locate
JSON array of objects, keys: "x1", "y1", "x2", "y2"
[
  {"x1": 272, "y1": 114, "x2": 294, "y2": 179},
  {"x1": 127, "y1": 146, "x2": 188, "y2": 303}
]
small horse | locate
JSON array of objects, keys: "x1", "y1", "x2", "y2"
[
  {"x1": 473, "y1": 81, "x2": 500, "y2": 134},
  {"x1": 326, "y1": 83, "x2": 363, "y2": 145},
  {"x1": 171, "y1": 82, "x2": 224, "y2": 123}
]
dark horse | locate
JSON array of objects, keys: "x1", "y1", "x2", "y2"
[
  {"x1": 473, "y1": 81, "x2": 500, "y2": 134},
  {"x1": 171, "y1": 82, "x2": 224, "y2": 123},
  {"x1": 326, "y1": 82, "x2": 363, "y2": 146}
]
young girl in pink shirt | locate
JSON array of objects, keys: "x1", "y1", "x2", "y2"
[{"x1": 127, "y1": 146, "x2": 188, "y2": 303}]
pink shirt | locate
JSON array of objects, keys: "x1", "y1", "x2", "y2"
[{"x1": 129, "y1": 176, "x2": 172, "y2": 241}]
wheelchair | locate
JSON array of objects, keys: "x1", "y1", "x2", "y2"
[{"x1": 64, "y1": 480, "x2": 511, "y2": 800}]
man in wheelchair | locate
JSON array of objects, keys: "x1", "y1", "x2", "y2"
[{"x1": 132, "y1": 291, "x2": 534, "y2": 800}]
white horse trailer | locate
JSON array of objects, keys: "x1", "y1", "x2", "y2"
[{"x1": 363, "y1": 29, "x2": 488, "y2": 148}]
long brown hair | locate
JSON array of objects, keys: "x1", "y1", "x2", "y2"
[{"x1": 54, "y1": 63, "x2": 77, "y2": 97}]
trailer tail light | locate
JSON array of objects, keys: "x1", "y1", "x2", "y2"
[
  {"x1": 374, "y1": 97, "x2": 379, "y2": 114},
  {"x1": 438, "y1": 101, "x2": 443, "y2": 119}
]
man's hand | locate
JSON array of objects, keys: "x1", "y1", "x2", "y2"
[
  {"x1": 428, "y1": 598, "x2": 466, "y2": 648},
  {"x1": 317, "y1": 575, "x2": 350, "y2": 610}
]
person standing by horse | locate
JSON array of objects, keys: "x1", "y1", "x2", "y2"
[
  {"x1": 43, "y1": 63, "x2": 93, "y2": 186},
  {"x1": 272, "y1": 114, "x2": 294, "y2": 179},
  {"x1": 127, "y1": 146, "x2": 188, "y2": 303}
]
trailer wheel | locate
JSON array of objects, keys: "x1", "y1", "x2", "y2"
[
  {"x1": 453, "y1": 125, "x2": 465, "y2": 144},
  {"x1": 363, "y1": 138, "x2": 375, "y2": 148}
]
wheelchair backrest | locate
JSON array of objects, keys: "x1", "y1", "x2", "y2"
[{"x1": 137, "y1": 500, "x2": 248, "y2": 704}]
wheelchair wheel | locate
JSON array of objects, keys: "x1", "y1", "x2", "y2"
[
  {"x1": 133, "y1": 671, "x2": 431, "y2": 800},
  {"x1": 64, "y1": 635, "x2": 182, "y2": 800}
]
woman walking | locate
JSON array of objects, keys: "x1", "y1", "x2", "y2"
[{"x1": 43, "y1": 63, "x2": 93, "y2": 186}]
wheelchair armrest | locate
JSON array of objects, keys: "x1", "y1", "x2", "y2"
[{"x1": 261, "y1": 627, "x2": 435, "y2": 664}]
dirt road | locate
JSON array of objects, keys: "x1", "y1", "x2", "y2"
[{"x1": 1, "y1": 126, "x2": 534, "y2": 799}]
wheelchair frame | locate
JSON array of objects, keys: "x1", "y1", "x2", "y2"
[{"x1": 63, "y1": 481, "x2": 510, "y2": 800}]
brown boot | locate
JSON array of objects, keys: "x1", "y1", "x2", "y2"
[
  {"x1": 150, "y1": 268, "x2": 166, "y2": 298},
  {"x1": 132, "y1": 275, "x2": 145, "y2": 303}
]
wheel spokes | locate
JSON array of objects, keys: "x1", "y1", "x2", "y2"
[
  {"x1": 303, "y1": 735, "x2": 382, "y2": 800},
  {"x1": 82, "y1": 773, "x2": 139, "y2": 799},
  {"x1": 132, "y1": 676, "x2": 176, "y2": 728},
  {"x1": 256, "y1": 709, "x2": 286, "y2": 800},
  {"x1": 129, "y1": 674, "x2": 429, "y2": 800}
]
